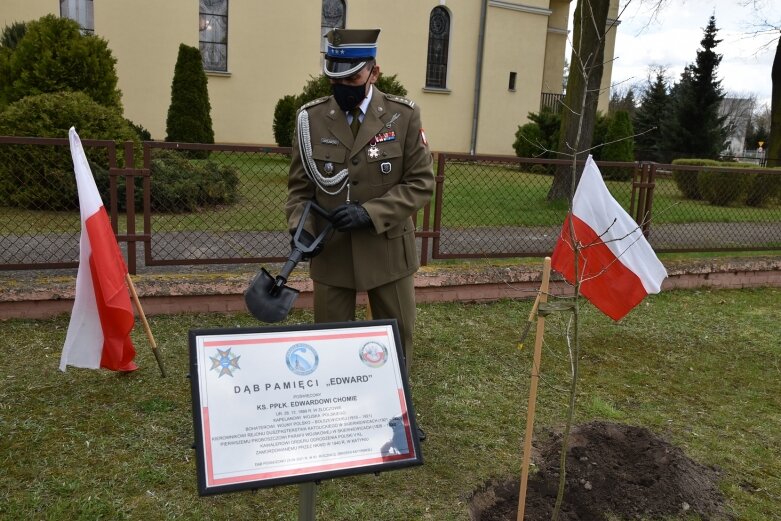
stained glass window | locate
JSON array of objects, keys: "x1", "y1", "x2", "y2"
[
  {"x1": 200, "y1": 0, "x2": 228, "y2": 72},
  {"x1": 426, "y1": 7, "x2": 450, "y2": 89}
]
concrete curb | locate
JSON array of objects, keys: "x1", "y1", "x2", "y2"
[{"x1": 1, "y1": 256, "x2": 779, "y2": 320}]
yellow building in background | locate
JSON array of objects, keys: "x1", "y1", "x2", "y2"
[{"x1": 2, "y1": 0, "x2": 618, "y2": 155}]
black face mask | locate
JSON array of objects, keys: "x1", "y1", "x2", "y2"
[{"x1": 331, "y1": 76, "x2": 370, "y2": 112}]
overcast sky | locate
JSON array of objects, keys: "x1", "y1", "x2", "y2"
[{"x1": 603, "y1": 0, "x2": 777, "y2": 107}]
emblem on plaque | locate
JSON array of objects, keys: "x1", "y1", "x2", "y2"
[
  {"x1": 286, "y1": 343, "x2": 319, "y2": 375},
  {"x1": 380, "y1": 162, "x2": 392, "y2": 175},
  {"x1": 209, "y1": 348, "x2": 241, "y2": 378},
  {"x1": 359, "y1": 341, "x2": 388, "y2": 368},
  {"x1": 324, "y1": 162, "x2": 334, "y2": 174},
  {"x1": 368, "y1": 145, "x2": 380, "y2": 159}
]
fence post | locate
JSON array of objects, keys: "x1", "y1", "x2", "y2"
[
  {"x1": 108, "y1": 143, "x2": 119, "y2": 235},
  {"x1": 124, "y1": 141, "x2": 137, "y2": 274},
  {"x1": 642, "y1": 162, "x2": 657, "y2": 239},
  {"x1": 630, "y1": 162, "x2": 640, "y2": 219},
  {"x1": 142, "y1": 142, "x2": 152, "y2": 269},
  {"x1": 431, "y1": 152, "x2": 446, "y2": 261}
]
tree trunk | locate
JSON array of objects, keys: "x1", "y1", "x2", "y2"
[
  {"x1": 548, "y1": 0, "x2": 611, "y2": 201},
  {"x1": 768, "y1": 32, "x2": 781, "y2": 168}
]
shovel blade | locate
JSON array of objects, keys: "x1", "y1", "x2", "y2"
[{"x1": 244, "y1": 268, "x2": 300, "y2": 323}]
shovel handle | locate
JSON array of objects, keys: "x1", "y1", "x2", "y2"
[
  {"x1": 270, "y1": 201, "x2": 333, "y2": 296},
  {"x1": 292, "y1": 201, "x2": 333, "y2": 255},
  {"x1": 274, "y1": 247, "x2": 304, "y2": 293}
]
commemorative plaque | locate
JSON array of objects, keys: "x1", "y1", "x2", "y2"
[{"x1": 188, "y1": 320, "x2": 422, "y2": 495}]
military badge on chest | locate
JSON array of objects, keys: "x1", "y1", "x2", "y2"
[{"x1": 366, "y1": 130, "x2": 396, "y2": 168}]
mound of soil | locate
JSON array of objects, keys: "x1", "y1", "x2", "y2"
[{"x1": 470, "y1": 421, "x2": 731, "y2": 521}]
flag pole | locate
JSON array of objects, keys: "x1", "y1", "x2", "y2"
[
  {"x1": 516, "y1": 256, "x2": 551, "y2": 521},
  {"x1": 125, "y1": 274, "x2": 166, "y2": 377}
]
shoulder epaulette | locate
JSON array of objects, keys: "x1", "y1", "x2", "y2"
[
  {"x1": 300, "y1": 96, "x2": 329, "y2": 110},
  {"x1": 385, "y1": 94, "x2": 415, "y2": 109}
]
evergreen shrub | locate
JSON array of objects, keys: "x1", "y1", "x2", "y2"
[
  {"x1": 697, "y1": 164, "x2": 750, "y2": 206},
  {"x1": 273, "y1": 95, "x2": 298, "y2": 147},
  {"x1": 600, "y1": 111, "x2": 636, "y2": 180},
  {"x1": 513, "y1": 123, "x2": 547, "y2": 159},
  {"x1": 114, "y1": 150, "x2": 239, "y2": 213},
  {"x1": 165, "y1": 44, "x2": 214, "y2": 157},
  {"x1": 126, "y1": 119, "x2": 152, "y2": 141},
  {"x1": 0, "y1": 91, "x2": 137, "y2": 210},
  {"x1": 0, "y1": 21, "x2": 27, "y2": 50},
  {"x1": 590, "y1": 112, "x2": 610, "y2": 161},
  {"x1": 745, "y1": 169, "x2": 781, "y2": 207},
  {"x1": 0, "y1": 15, "x2": 122, "y2": 110},
  {"x1": 671, "y1": 158, "x2": 720, "y2": 200},
  {"x1": 513, "y1": 108, "x2": 560, "y2": 174}
]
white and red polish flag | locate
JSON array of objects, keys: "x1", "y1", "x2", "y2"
[
  {"x1": 60, "y1": 127, "x2": 137, "y2": 372},
  {"x1": 551, "y1": 156, "x2": 667, "y2": 321}
]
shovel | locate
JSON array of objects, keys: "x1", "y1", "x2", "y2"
[{"x1": 244, "y1": 201, "x2": 332, "y2": 322}]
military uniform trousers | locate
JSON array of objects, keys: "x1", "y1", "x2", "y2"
[{"x1": 313, "y1": 274, "x2": 415, "y2": 373}]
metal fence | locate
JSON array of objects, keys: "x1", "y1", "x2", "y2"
[{"x1": 1, "y1": 136, "x2": 779, "y2": 274}]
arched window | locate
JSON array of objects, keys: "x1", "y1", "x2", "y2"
[
  {"x1": 426, "y1": 7, "x2": 450, "y2": 89},
  {"x1": 321, "y1": 0, "x2": 346, "y2": 52}
]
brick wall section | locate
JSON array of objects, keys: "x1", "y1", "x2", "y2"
[{"x1": 1, "y1": 257, "x2": 779, "y2": 320}]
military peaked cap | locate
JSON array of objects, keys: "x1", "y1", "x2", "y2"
[{"x1": 323, "y1": 28, "x2": 381, "y2": 79}]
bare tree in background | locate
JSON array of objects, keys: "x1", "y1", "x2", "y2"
[{"x1": 547, "y1": 0, "x2": 612, "y2": 201}]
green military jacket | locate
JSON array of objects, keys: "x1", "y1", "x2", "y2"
[{"x1": 286, "y1": 87, "x2": 435, "y2": 291}]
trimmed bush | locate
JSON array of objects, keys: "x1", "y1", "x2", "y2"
[
  {"x1": 513, "y1": 108, "x2": 560, "y2": 174},
  {"x1": 0, "y1": 15, "x2": 122, "y2": 110},
  {"x1": 745, "y1": 169, "x2": 781, "y2": 207},
  {"x1": 272, "y1": 72, "x2": 408, "y2": 147},
  {"x1": 165, "y1": 44, "x2": 214, "y2": 156},
  {"x1": 671, "y1": 158, "x2": 720, "y2": 200},
  {"x1": 273, "y1": 95, "x2": 298, "y2": 147},
  {"x1": 697, "y1": 166, "x2": 750, "y2": 206},
  {"x1": 99, "y1": 150, "x2": 240, "y2": 213},
  {"x1": 513, "y1": 123, "x2": 547, "y2": 159},
  {"x1": 0, "y1": 91, "x2": 137, "y2": 210}
]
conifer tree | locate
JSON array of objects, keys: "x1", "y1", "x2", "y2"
[
  {"x1": 601, "y1": 110, "x2": 635, "y2": 175},
  {"x1": 165, "y1": 44, "x2": 214, "y2": 150},
  {"x1": 664, "y1": 16, "x2": 729, "y2": 159},
  {"x1": 634, "y1": 70, "x2": 670, "y2": 162}
]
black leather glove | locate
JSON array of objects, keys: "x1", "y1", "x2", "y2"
[
  {"x1": 329, "y1": 204, "x2": 373, "y2": 232},
  {"x1": 291, "y1": 229, "x2": 323, "y2": 260}
]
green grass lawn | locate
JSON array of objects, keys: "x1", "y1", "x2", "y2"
[
  {"x1": 1, "y1": 288, "x2": 779, "y2": 520},
  {"x1": 2, "y1": 158, "x2": 778, "y2": 235}
]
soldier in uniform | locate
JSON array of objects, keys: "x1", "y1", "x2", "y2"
[{"x1": 285, "y1": 28, "x2": 434, "y2": 381}]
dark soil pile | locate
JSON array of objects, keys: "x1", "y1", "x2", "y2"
[{"x1": 470, "y1": 421, "x2": 731, "y2": 521}]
